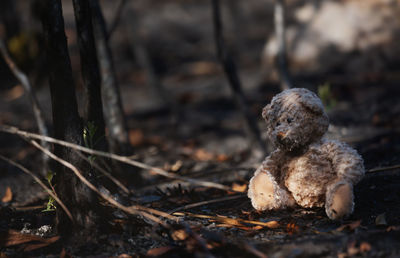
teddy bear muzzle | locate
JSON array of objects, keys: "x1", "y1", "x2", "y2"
[{"x1": 276, "y1": 131, "x2": 295, "y2": 149}]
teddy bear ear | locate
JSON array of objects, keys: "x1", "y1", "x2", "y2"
[{"x1": 298, "y1": 91, "x2": 325, "y2": 115}]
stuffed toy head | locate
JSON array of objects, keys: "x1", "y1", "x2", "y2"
[{"x1": 262, "y1": 88, "x2": 329, "y2": 151}]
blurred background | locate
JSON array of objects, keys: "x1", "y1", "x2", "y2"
[{"x1": 1, "y1": 0, "x2": 400, "y2": 195}]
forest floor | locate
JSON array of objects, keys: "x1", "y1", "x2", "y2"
[{"x1": 1, "y1": 0, "x2": 400, "y2": 257}]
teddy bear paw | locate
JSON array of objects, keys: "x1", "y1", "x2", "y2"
[
  {"x1": 326, "y1": 182, "x2": 354, "y2": 220},
  {"x1": 248, "y1": 172, "x2": 278, "y2": 210}
]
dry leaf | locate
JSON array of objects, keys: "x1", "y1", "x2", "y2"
[
  {"x1": 375, "y1": 213, "x2": 387, "y2": 226},
  {"x1": 171, "y1": 229, "x2": 189, "y2": 241},
  {"x1": 386, "y1": 226, "x2": 400, "y2": 232},
  {"x1": 286, "y1": 222, "x2": 300, "y2": 235},
  {"x1": 147, "y1": 246, "x2": 175, "y2": 256},
  {"x1": 60, "y1": 248, "x2": 71, "y2": 258},
  {"x1": 5, "y1": 85, "x2": 24, "y2": 101},
  {"x1": 148, "y1": 135, "x2": 162, "y2": 145},
  {"x1": 264, "y1": 220, "x2": 280, "y2": 229},
  {"x1": 336, "y1": 220, "x2": 361, "y2": 232},
  {"x1": 129, "y1": 129, "x2": 144, "y2": 146},
  {"x1": 171, "y1": 160, "x2": 183, "y2": 171},
  {"x1": 215, "y1": 223, "x2": 236, "y2": 228},
  {"x1": 216, "y1": 154, "x2": 229, "y2": 162},
  {"x1": 1, "y1": 187, "x2": 12, "y2": 203},
  {"x1": 186, "y1": 61, "x2": 220, "y2": 76},
  {"x1": 118, "y1": 254, "x2": 132, "y2": 258},
  {"x1": 0, "y1": 230, "x2": 59, "y2": 251},
  {"x1": 232, "y1": 183, "x2": 247, "y2": 193},
  {"x1": 251, "y1": 225, "x2": 264, "y2": 230},
  {"x1": 193, "y1": 149, "x2": 214, "y2": 161},
  {"x1": 347, "y1": 241, "x2": 359, "y2": 256},
  {"x1": 359, "y1": 242, "x2": 371, "y2": 253}
]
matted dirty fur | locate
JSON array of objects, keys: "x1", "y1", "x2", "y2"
[{"x1": 248, "y1": 88, "x2": 364, "y2": 220}]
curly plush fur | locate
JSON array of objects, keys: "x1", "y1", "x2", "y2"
[{"x1": 248, "y1": 88, "x2": 364, "y2": 220}]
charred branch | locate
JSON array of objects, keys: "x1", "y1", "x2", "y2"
[
  {"x1": 72, "y1": 0, "x2": 106, "y2": 151},
  {"x1": 125, "y1": 9, "x2": 180, "y2": 123},
  {"x1": 40, "y1": 0, "x2": 104, "y2": 239},
  {"x1": 211, "y1": 0, "x2": 267, "y2": 155},
  {"x1": 89, "y1": 0, "x2": 130, "y2": 156},
  {"x1": 274, "y1": 0, "x2": 293, "y2": 90},
  {"x1": 0, "y1": 38, "x2": 50, "y2": 176}
]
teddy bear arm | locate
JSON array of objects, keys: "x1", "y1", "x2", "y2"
[
  {"x1": 262, "y1": 150, "x2": 286, "y2": 179},
  {"x1": 323, "y1": 141, "x2": 365, "y2": 184},
  {"x1": 248, "y1": 153, "x2": 295, "y2": 210}
]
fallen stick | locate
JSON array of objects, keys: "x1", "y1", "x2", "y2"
[
  {"x1": 367, "y1": 164, "x2": 400, "y2": 174},
  {"x1": 211, "y1": 0, "x2": 267, "y2": 155},
  {"x1": 0, "y1": 125, "x2": 235, "y2": 192},
  {"x1": 75, "y1": 150, "x2": 130, "y2": 194},
  {"x1": 0, "y1": 155, "x2": 73, "y2": 221},
  {"x1": 29, "y1": 139, "x2": 178, "y2": 226},
  {"x1": 0, "y1": 39, "x2": 50, "y2": 175},
  {"x1": 173, "y1": 211, "x2": 280, "y2": 229},
  {"x1": 168, "y1": 194, "x2": 246, "y2": 214}
]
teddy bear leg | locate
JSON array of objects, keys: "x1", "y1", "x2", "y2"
[
  {"x1": 248, "y1": 171, "x2": 295, "y2": 211},
  {"x1": 325, "y1": 181, "x2": 354, "y2": 220}
]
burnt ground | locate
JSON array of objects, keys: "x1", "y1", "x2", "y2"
[{"x1": 1, "y1": 0, "x2": 400, "y2": 257}]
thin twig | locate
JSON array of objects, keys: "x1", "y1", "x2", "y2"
[
  {"x1": 125, "y1": 9, "x2": 180, "y2": 123},
  {"x1": 0, "y1": 38, "x2": 50, "y2": 174},
  {"x1": 0, "y1": 155, "x2": 73, "y2": 221},
  {"x1": 274, "y1": 0, "x2": 292, "y2": 90},
  {"x1": 211, "y1": 0, "x2": 267, "y2": 155},
  {"x1": 90, "y1": 0, "x2": 131, "y2": 157},
  {"x1": 0, "y1": 125, "x2": 235, "y2": 192},
  {"x1": 168, "y1": 194, "x2": 246, "y2": 214},
  {"x1": 367, "y1": 164, "x2": 400, "y2": 174},
  {"x1": 173, "y1": 211, "x2": 280, "y2": 229},
  {"x1": 107, "y1": 0, "x2": 128, "y2": 40},
  {"x1": 75, "y1": 150, "x2": 130, "y2": 194},
  {"x1": 29, "y1": 139, "x2": 178, "y2": 226}
]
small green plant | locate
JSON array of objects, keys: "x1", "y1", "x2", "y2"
[
  {"x1": 83, "y1": 121, "x2": 98, "y2": 149},
  {"x1": 43, "y1": 196, "x2": 56, "y2": 212},
  {"x1": 318, "y1": 83, "x2": 337, "y2": 111},
  {"x1": 42, "y1": 171, "x2": 56, "y2": 212},
  {"x1": 83, "y1": 121, "x2": 101, "y2": 163}
]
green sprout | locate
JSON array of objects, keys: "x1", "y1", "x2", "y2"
[
  {"x1": 42, "y1": 170, "x2": 56, "y2": 212},
  {"x1": 43, "y1": 196, "x2": 56, "y2": 212},
  {"x1": 83, "y1": 121, "x2": 101, "y2": 163},
  {"x1": 318, "y1": 83, "x2": 337, "y2": 111}
]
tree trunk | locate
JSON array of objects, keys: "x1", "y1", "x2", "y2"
[
  {"x1": 72, "y1": 0, "x2": 106, "y2": 151},
  {"x1": 0, "y1": 0, "x2": 20, "y2": 39},
  {"x1": 274, "y1": 0, "x2": 292, "y2": 90},
  {"x1": 89, "y1": 0, "x2": 142, "y2": 185},
  {"x1": 211, "y1": 0, "x2": 267, "y2": 155},
  {"x1": 40, "y1": 0, "x2": 104, "y2": 239},
  {"x1": 89, "y1": 0, "x2": 130, "y2": 156}
]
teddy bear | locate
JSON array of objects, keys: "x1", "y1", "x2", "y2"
[{"x1": 248, "y1": 88, "x2": 364, "y2": 220}]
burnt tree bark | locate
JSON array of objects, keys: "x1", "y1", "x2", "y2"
[
  {"x1": 89, "y1": 0, "x2": 142, "y2": 185},
  {"x1": 72, "y1": 0, "x2": 106, "y2": 151},
  {"x1": 211, "y1": 0, "x2": 267, "y2": 155},
  {"x1": 124, "y1": 9, "x2": 180, "y2": 124},
  {"x1": 0, "y1": 0, "x2": 20, "y2": 39},
  {"x1": 41, "y1": 0, "x2": 104, "y2": 239},
  {"x1": 274, "y1": 0, "x2": 292, "y2": 90},
  {"x1": 89, "y1": 0, "x2": 130, "y2": 156},
  {"x1": 0, "y1": 39, "x2": 50, "y2": 176}
]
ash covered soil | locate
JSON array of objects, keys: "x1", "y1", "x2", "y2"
[{"x1": 1, "y1": 0, "x2": 400, "y2": 257}]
